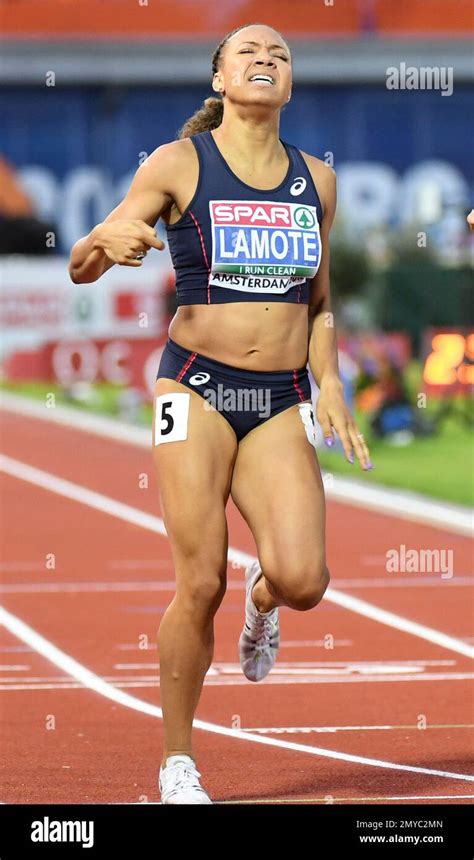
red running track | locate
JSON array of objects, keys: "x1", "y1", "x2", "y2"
[{"x1": 0, "y1": 403, "x2": 473, "y2": 804}]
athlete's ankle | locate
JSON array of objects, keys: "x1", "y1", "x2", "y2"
[
  {"x1": 161, "y1": 750, "x2": 195, "y2": 768},
  {"x1": 252, "y1": 577, "x2": 277, "y2": 614}
]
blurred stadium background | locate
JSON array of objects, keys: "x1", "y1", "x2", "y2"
[{"x1": 0, "y1": 0, "x2": 473, "y2": 504}]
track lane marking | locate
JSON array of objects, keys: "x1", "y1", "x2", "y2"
[
  {"x1": 218, "y1": 795, "x2": 474, "y2": 803},
  {"x1": 1, "y1": 605, "x2": 473, "y2": 783},
  {"x1": 1, "y1": 672, "x2": 473, "y2": 690},
  {"x1": 1, "y1": 453, "x2": 473, "y2": 659},
  {"x1": 1, "y1": 391, "x2": 472, "y2": 535}
]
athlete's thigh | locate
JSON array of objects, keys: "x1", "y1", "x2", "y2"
[
  {"x1": 230, "y1": 403, "x2": 326, "y2": 571},
  {"x1": 152, "y1": 378, "x2": 238, "y2": 568}
]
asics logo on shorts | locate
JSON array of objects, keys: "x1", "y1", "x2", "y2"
[
  {"x1": 290, "y1": 177, "x2": 307, "y2": 196},
  {"x1": 189, "y1": 372, "x2": 211, "y2": 386}
]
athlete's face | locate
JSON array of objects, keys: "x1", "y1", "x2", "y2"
[{"x1": 213, "y1": 26, "x2": 292, "y2": 109}]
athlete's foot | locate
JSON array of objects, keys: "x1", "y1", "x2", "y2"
[
  {"x1": 239, "y1": 561, "x2": 280, "y2": 682},
  {"x1": 158, "y1": 754, "x2": 213, "y2": 804}
]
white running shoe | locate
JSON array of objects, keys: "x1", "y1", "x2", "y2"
[
  {"x1": 158, "y1": 754, "x2": 213, "y2": 804},
  {"x1": 239, "y1": 561, "x2": 280, "y2": 682}
]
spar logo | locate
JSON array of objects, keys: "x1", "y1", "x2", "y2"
[
  {"x1": 294, "y1": 207, "x2": 316, "y2": 229},
  {"x1": 209, "y1": 200, "x2": 321, "y2": 284}
]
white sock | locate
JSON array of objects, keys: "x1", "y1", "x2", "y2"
[{"x1": 163, "y1": 754, "x2": 194, "y2": 770}]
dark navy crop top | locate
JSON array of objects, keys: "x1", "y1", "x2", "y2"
[{"x1": 166, "y1": 130, "x2": 323, "y2": 305}]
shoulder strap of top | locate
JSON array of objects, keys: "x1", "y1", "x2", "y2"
[
  {"x1": 189, "y1": 129, "x2": 215, "y2": 158},
  {"x1": 284, "y1": 141, "x2": 325, "y2": 219}
]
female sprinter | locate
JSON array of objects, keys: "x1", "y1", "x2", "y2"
[{"x1": 69, "y1": 23, "x2": 373, "y2": 804}]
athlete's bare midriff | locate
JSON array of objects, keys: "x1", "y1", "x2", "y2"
[
  {"x1": 168, "y1": 302, "x2": 309, "y2": 371},
  {"x1": 162, "y1": 137, "x2": 312, "y2": 371}
]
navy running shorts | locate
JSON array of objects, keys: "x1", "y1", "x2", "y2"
[{"x1": 155, "y1": 336, "x2": 312, "y2": 443}]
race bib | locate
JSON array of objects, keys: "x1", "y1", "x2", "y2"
[
  {"x1": 209, "y1": 200, "x2": 321, "y2": 293},
  {"x1": 154, "y1": 393, "x2": 190, "y2": 445}
]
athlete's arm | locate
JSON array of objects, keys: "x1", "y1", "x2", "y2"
[
  {"x1": 304, "y1": 155, "x2": 372, "y2": 470},
  {"x1": 68, "y1": 142, "x2": 184, "y2": 284},
  {"x1": 306, "y1": 159, "x2": 339, "y2": 386}
]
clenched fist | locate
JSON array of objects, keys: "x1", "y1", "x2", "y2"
[{"x1": 94, "y1": 219, "x2": 165, "y2": 267}]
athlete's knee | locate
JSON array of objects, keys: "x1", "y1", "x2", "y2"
[
  {"x1": 271, "y1": 561, "x2": 330, "y2": 611},
  {"x1": 175, "y1": 552, "x2": 227, "y2": 614},
  {"x1": 286, "y1": 563, "x2": 329, "y2": 611}
]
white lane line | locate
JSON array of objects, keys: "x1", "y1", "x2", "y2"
[
  {"x1": 1, "y1": 671, "x2": 473, "y2": 690},
  {"x1": 240, "y1": 724, "x2": 474, "y2": 734},
  {"x1": 1, "y1": 453, "x2": 473, "y2": 660},
  {"x1": 112, "y1": 660, "x2": 456, "y2": 672},
  {"x1": 0, "y1": 562, "x2": 45, "y2": 571},
  {"x1": 0, "y1": 453, "x2": 167, "y2": 537},
  {"x1": 324, "y1": 475, "x2": 473, "y2": 535},
  {"x1": 219, "y1": 660, "x2": 458, "y2": 666},
  {"x1": 1, "y1": 579, "x2": 472, "y2": 595},
  {"x1": 0, "y1": 392, "x2": 149, "y2": 448},
  {"x1": 107, "y1": 559, "x2": 171, "y2": 570},
  {"x1": 278, "y1": 640, "x2": 354, "y2": 647},
  {"x1": 0, "y1": 664, "x2": 30, "y2": 671},
  {"x1": 1, "y1": 605, "x2": 473, "y2": 783},
  {"x1": 1, "y1": 390, "x2": 472, "y2": 535},
  {"x1": 220, "y1": 794, "x2": 474, "y2": 804},
  {"x1": 114, "y1": 663, "x2": 159, "y2": 670},
  {"x1": 106, "y1": 794, "x2": 474, "y2": 804},
  {"x1": 0, "y1": 581, "x2": 243, "y2": 594},
  {"x1": 110, "y1": 663, "x2": 435, "y2": 676},
  {"x1": 115, "y1": 639, "x2": 355, "y2": 650},
  {"x1": 325, "y1": 577, "x2": 474, "y2": 588},
  {"x1": 0, "y1": 646, "x2": 31, "y2": 652},
  {"x1": 209, "y1": 665, "x2": 424, "y2": 676},
  {"x1": 325, "y1": 587, "x2": 474, "y2": 659}
]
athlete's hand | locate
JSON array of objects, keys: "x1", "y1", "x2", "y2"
[
  {"x1": 468, "y1": 210, "x2": 474, "y2": 230},
  {"x1": 316, "y1": 377, "x2": 373, "y2": 471},
  {"x1": 94, "y1": 219, "x2": 165, "y2": 267}
]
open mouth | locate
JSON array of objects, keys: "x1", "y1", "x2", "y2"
[{"x1": 248, "y1": 74, "x2": 275, "y2": 86}]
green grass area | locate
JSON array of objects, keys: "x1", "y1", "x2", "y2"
[
  {"x1": 1, "y1": 378, "x2": 472, "y2": 507},
  {"x1": 318, "y1": 412, "x2": 473, "y2": 507},
  {"x1": 319, "y1": 361, "x2": 473, "y2": 506}
]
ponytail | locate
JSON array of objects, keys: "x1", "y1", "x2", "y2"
[{"x1": 178, "y1": 96, "x2": 224, "y2": 139}]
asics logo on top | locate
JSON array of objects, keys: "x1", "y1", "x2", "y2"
[
  {"x1": 189, "y1": 372, "x2": 211, "y2": 386},
  {"x1": 290, "y1": 177, "x2": 307, "y2": 196}
]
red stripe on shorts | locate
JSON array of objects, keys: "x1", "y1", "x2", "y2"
[
  {"x1": 176, "y1": 352, "x2": 197, "y2": 383},
  {"x1": 292, "y1": 369, "x2": 306, "y2": 402}
]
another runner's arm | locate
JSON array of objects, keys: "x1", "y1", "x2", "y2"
[{"x1": 68, "y1": 143, "x2": 181, "y2": 284}]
